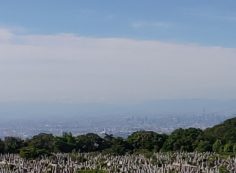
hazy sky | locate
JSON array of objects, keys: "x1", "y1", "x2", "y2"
[{"x1": 0, "y1": 1, "x2": 236, "y2": 103}]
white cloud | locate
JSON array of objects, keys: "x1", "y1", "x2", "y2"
[
  {"x1": 0, "y1": 28, "x2": 14, "y2": 42},
  {"x1": 0, "y1": 28, "x2": 236, "y2": 103}
]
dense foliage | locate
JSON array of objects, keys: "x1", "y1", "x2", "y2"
[
  {"x1": 161, "y1": 128, "x2": 203, "y2": 152},
  {"x1": 0, "y1": 117, "x2": 235, "y2": 159}
]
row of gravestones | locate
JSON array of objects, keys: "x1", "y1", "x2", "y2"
[{"x1": 0, "y1": 152, "x2": 235, "y2": 173}]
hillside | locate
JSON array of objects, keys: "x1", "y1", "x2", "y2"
[{"x1": 204, "y1": 117, "x2": 236, "y2": 143}]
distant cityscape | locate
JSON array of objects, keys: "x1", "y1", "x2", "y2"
[
  {"x1": 0, "y1": 99, "x2": 235, "y2": 138},
  {"x1": 0, "y1": 113, "x2": 234, "y2": 138}
]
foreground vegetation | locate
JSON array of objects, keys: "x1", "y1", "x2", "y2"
[
  {"x1": 0, "y1": 152, "x2": 235, "y2": 173},
  {"x1": 77, "y1": 170, "x2": 107, "y2": 173},
  {"x1": 0, "y1": 117, "x2": 235, "y2": 159}
]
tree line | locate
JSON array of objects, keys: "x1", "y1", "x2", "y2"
[{"x1": 0, "y1": 117, "x2": 235, "y2": 159}]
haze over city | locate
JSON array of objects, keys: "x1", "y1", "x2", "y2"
[{"x1": 0, "y1": 1, "x2": 236, "y2": 137}]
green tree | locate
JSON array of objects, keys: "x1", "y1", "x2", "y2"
[
  {"x1": 105, "y1": 136, "x2": 132, "y2": 155},
  {"x1": 233, "y1": 143, "x2": 236, "y2": 153},
  {"x1": 0, "y1": 139, "x2": 5, "y2": 153},
  {"x1": 28, "y1": 133, "x2": 55, "y2": 152},
  {"x1": 127, "y1": 131, "x2": 167, "y2": 152},
  {"x1": 195, "y1": 140, "x2": 212, "y2": 152},
  {"x1": 161, "y1": 128, "x2": 203, "y2": 152},
  {"x1": 76, "y1": 133, "x2": 109, "y2": 152},
  {"x1": 219, "y1": 166, "x2": 230, "y2": 173},
  {"x1": 204, "y1": 117, "x2": 236, "y2": 143},
  {"x1": 19, "y1": 146, "x2": 50, "y2": 159},
  {"x1": 212, "y1": 140, "x2": 223, "y2": 153},
  {"x1": 62, "y1": 132, "x2": 76, "y2": 143},
  {"x1": 54, "y1": 132, "x2": 76, "y2": 153},
  {"x1": 54, "y1": 137, "x2": 75, "y2": 153},
  {"x1": 223, "y1": 143, "x2": 234, "y2": 153},
  {"x1": 4, "y1": 137, "x2": 24, "y2": 153}
]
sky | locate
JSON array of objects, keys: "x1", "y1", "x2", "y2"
[{"x1": 0, "y1": 1, "x2": 236, "y2": 103}]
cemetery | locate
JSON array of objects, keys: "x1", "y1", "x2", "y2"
[{"x1": 0, "y1": 152, "x2": 235, "y2": 173}]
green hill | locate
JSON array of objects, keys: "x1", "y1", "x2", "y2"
[{"x1": 204, "y1": 117, "x2": 236, "y2": 143}]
